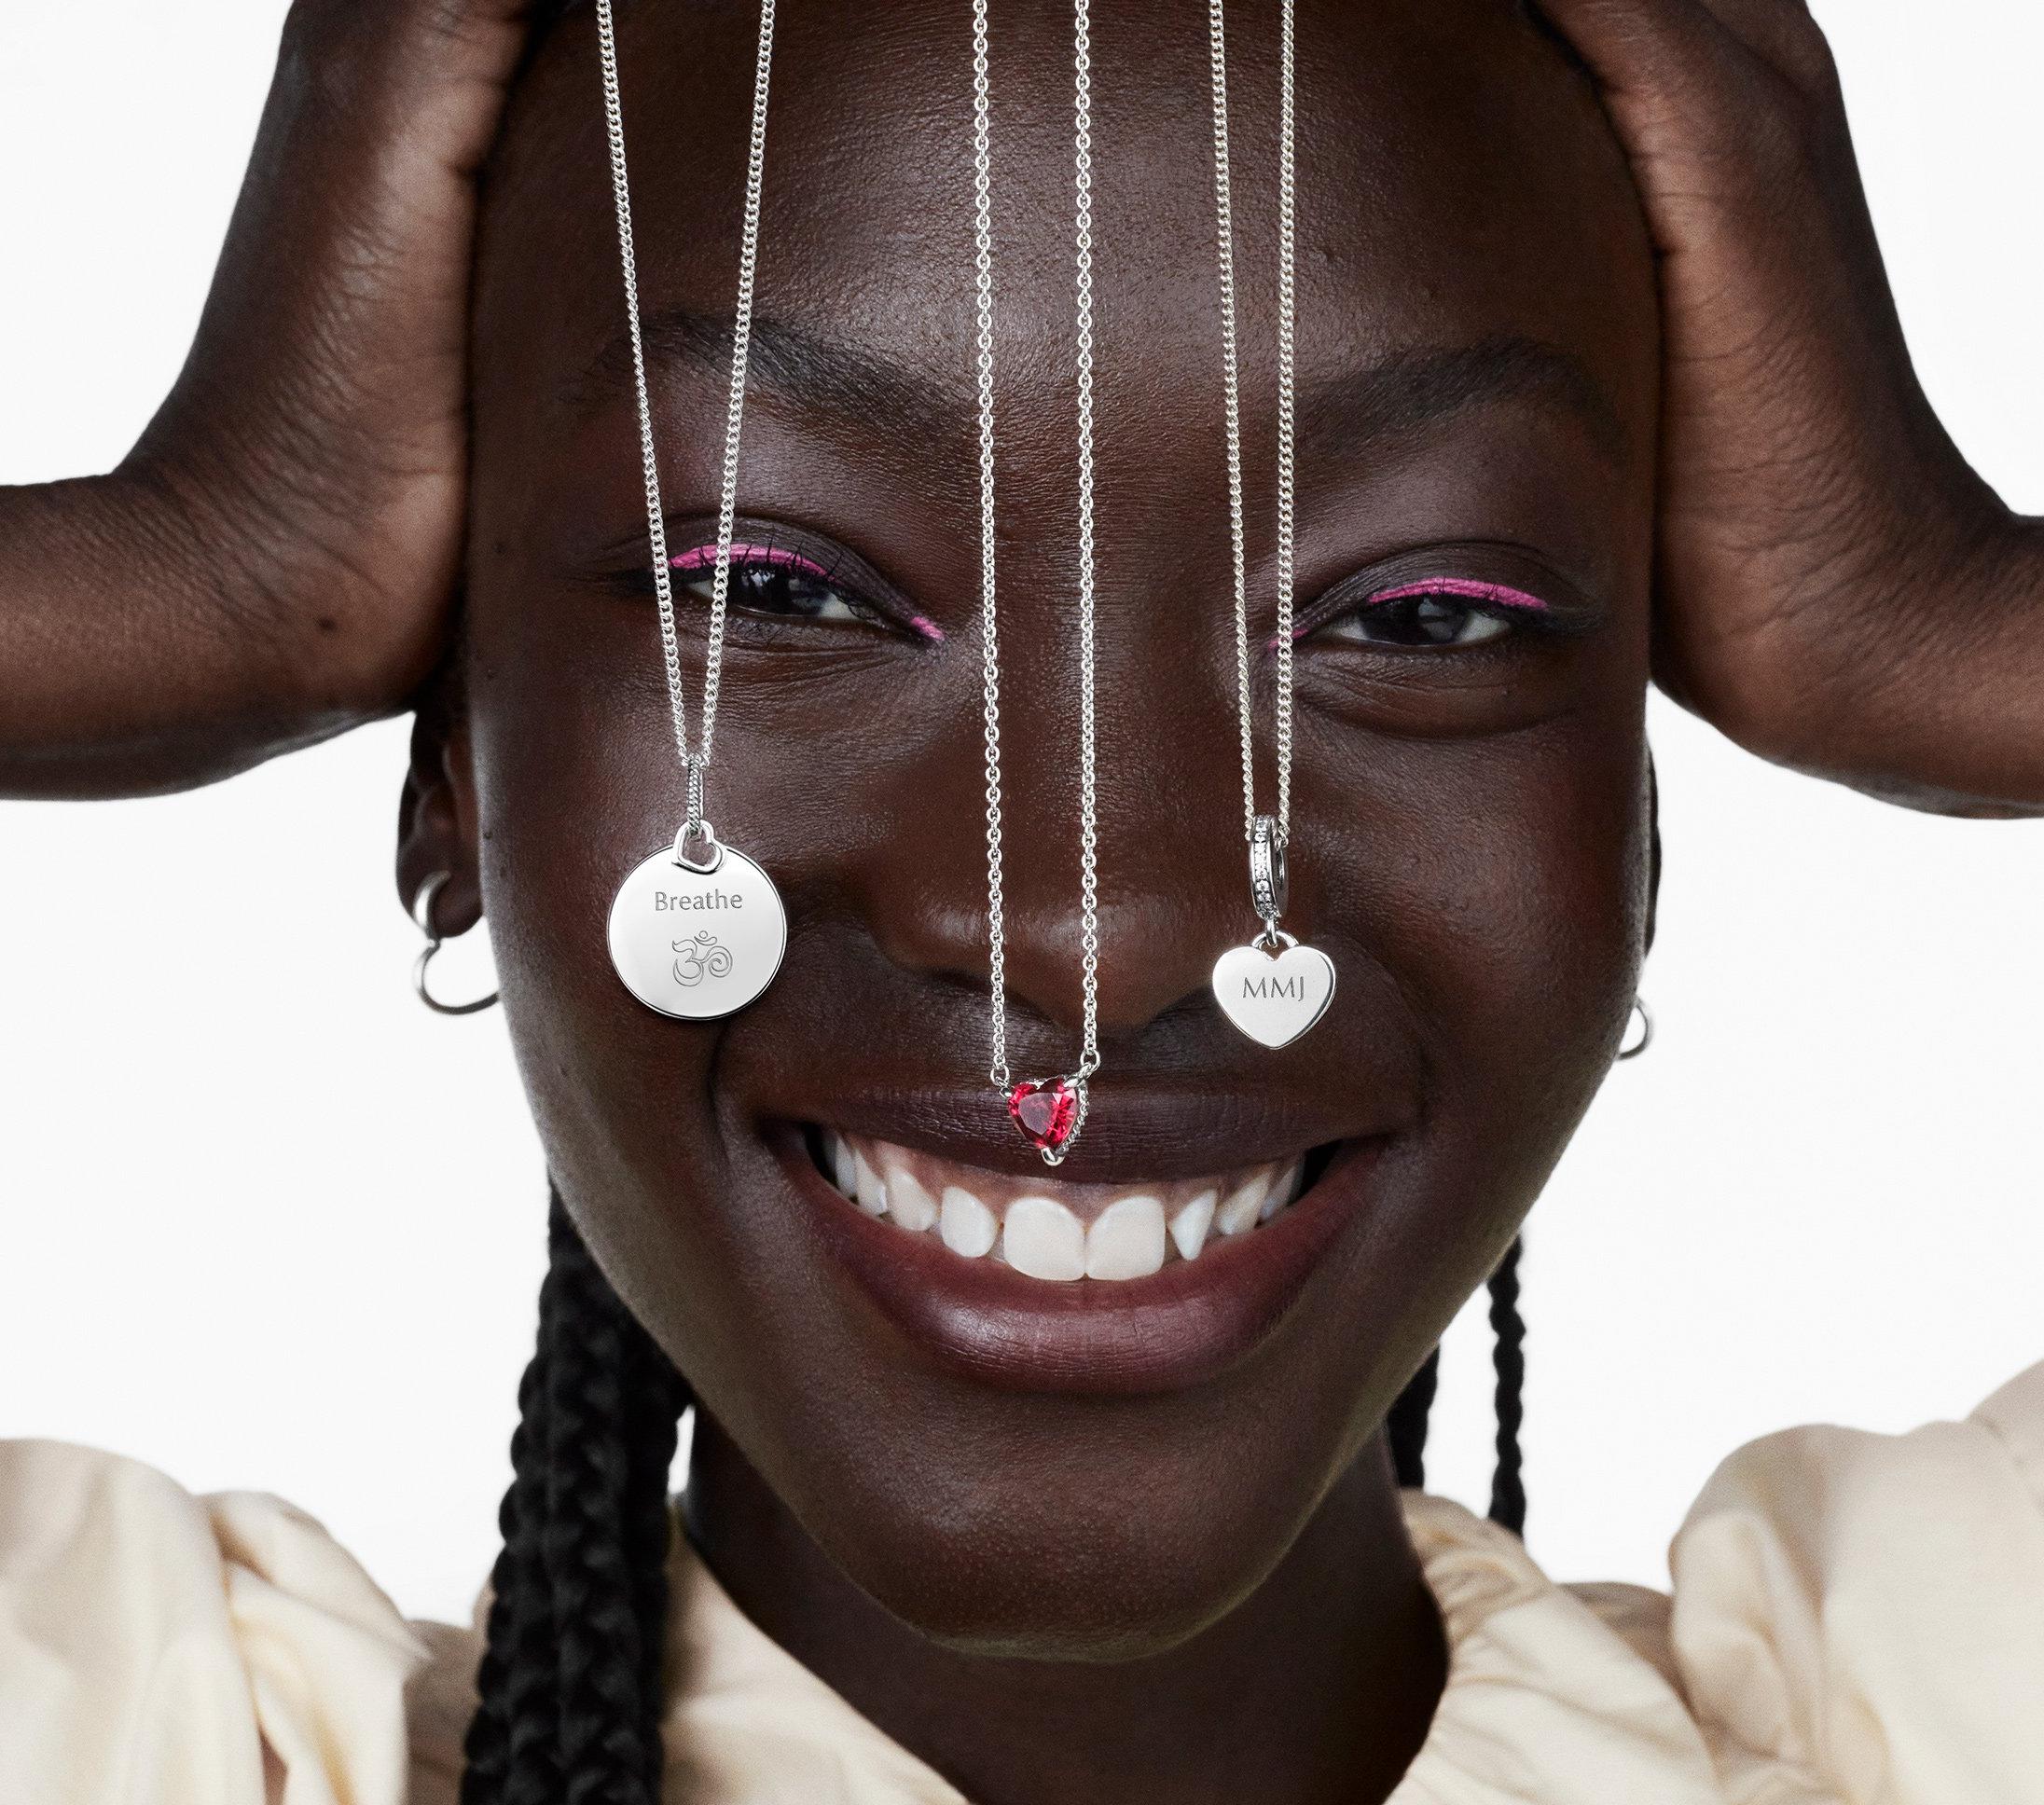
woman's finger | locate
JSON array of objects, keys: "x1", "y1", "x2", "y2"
[
  {"x1": 1534, "y1": 0, "x2": 1748, "y2": 103},
  {"x1": 1692, "y1": 0, "x2": 1841, "y2": 100},
  {"x1": 272, "y1": 0, "x2": 539, "y2": 177},
  {"x1": 1538, "y1": 0, "x2": 1835, "y2": 106}
]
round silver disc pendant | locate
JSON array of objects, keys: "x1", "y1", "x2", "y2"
[{"x1": 608, "y1": 836, "x2": 786, "y2": 1021}]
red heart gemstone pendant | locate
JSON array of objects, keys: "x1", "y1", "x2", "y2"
[{"x1": 1006, "y1": 1075, "x2": 1086, "y2": 1163}]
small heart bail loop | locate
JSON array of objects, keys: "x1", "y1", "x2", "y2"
[{"x1": 673, "y1": 820, "x2": 723, "y2": 874}]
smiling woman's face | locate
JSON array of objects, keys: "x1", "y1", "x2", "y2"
[{"x1": 420, "y1": 0, "x2": 1656, "y2": 1659}]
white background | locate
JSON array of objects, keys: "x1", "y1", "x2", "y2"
[{"x1": 4, "y1": 2, "x2": 2042, "y2": 1628}]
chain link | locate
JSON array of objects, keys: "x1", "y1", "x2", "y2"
[
  {"x1": 975, "y1": 0, "x2": 1103, "y2": 1091},
  {"x1": 1207, "y1": 0, "x2": 1254, "y2": 847},
  {"x1": 1275, "y1": 0, "x2": 1297, "y2": 841},
  {"x1": 597, "y1": 0, "x2": 777, "y2": 839},
  {"x1": 971, "y1": 0, "x2": 1011, "y2": 1090},
  {"x1": 1207, "y1": 0, "x2": 1297, "y2": 850},
  {"x1": 1070, "y1": 0, "x2": 1102, "y2": 1080}
]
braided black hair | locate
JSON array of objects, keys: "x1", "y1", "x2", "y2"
[
  {"x1": 462, "y1": 1196, "x2": 688, "y2": 1805},
  {"x1": 1386, "y1": 1347, "x2": 1442, "y2": 1493},
  {"x1": 1485, "y1": 1239, "x2": 1528, "y2": 1534},
  {"x1": 1386, "y1": 1237, "x2": 1529, "y2": 1536}
]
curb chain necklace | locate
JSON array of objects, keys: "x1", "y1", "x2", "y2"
[
  {"x1": 974, "y1": 0, "x2": 1103, "y2": 1167},
  {"x1": 1205, "y1": 0, "x2": 1336, "y2": 1050},
  {"x1": 597, "y1": 0, "x2": 791, "y2": 1022}
]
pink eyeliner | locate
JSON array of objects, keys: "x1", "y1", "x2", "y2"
[
  {"x1": 1366, "y1": 578, "x2": 1548, "y2": 612},
  {"x1": 669, "y1": 543, "x2": 947, "y2": 642},
  {"x1": 670, "y1": 542, "x2": 831, "y2": 579},
  {"x1": 1284, "y1": 576, "x2": 1550, "y2": 641}
]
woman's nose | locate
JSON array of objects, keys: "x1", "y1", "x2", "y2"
[{"x1": 851, "y1": 651, "x2": 1248, "y2": 1051}]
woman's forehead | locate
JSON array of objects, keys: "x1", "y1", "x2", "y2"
[{"x1": 482, "y1": 0, "x2": 1653, "y2": 474}]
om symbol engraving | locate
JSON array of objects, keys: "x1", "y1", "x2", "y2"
[{"x1": 671, "y1": 930, "x2": 736, "y2": 989}]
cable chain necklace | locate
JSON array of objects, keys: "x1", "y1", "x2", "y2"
[
  {"x1": 597, "y1": 0, "x2": 790, "y2": 1022},
  {"x1": 1205, "y1": 0, "x2": 1336, "y2": 1050},
  {"x1": 974, "y1": 0, "x2": 1103, "y2": 1167}
]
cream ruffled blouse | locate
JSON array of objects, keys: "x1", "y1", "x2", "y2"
[{"x1": 6, "y1": 1362, "x2": 2043, "y2": 1804}]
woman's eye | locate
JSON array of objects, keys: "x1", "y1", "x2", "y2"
[
  {"x1": 1325, "y1": 591, "x2": 1515, "y2": 649},
  {"x1": 678, "y1": 556, "x2": 875, "y2": 627}
]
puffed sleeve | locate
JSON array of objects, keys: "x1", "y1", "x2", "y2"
[
  {"x1": 1667, "y1": 1362, "x2": 2044, "y2": 1802},
  {"x1": 0, "y1": 1440, "x2": 427, "y2": 1805}
]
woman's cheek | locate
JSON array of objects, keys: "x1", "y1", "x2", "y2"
[{"x1": 1299, "y1": 696, "x2": 1647, "y2": 1132}]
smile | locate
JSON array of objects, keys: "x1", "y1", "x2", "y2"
[
  {"x1": 773, "y1": 1109, "x2": 1383, "y2": 1396},
  {"x1": 812, "y1": 1129, "x2": 1308, "y2": 1281}
]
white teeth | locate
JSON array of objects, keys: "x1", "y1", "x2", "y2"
[
  {"x1": 1216, "y1": 1168, "x2": 1273, "y2": 1236},
  {"x1": 939, "y1": 1185, "x2": 999, "y2": 1258},
  {"x1": 1002, "y1": 1195, "x2": 1086, "y2": 1282},
  {"x1": 1261, "y1": 1159, "x2": 1303, "y2": 1222},
  {"x1": 887, "y1": 1166, "x2": 938, "y2": 1233},
  {"x1": 1170, "y1": 1190, "x2": 1217, "y2": 1261},
  {"x1": 1085, "y1": 1194, "x2": 1167, "y2": 1280},
  {"x1": 823, "y1": 1131, "x2": 1314, "y2": 1280}
]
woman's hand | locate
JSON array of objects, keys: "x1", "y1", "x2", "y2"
[
  {"x1": 1540, "y1": 0, "x2": 2044, "y2": 814},
  {"x1": 0, "y1": 0, "x2": 532, "y2": 797}
]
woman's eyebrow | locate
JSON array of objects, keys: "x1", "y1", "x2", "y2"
[
  {"x1": 568, "y1": 303, "x2": 965, "y2": 448},
  {"x1": 1300, "y1": 334, "x2": 1627, "y2": 469},
  {"x1": 568, "y1": 310, "x2": 1622, "y2": 470}
]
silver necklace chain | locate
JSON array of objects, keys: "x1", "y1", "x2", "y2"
[
  {"x1": 974, "y1": 0, "x2": 1103, "y2": 1093},
  {"x1": 597, "y1": 0, "x2": 777, "y2": 846},
  {"x1": 972, "y1": 0, "x2": 1011, "y2": 1087},
  {"x1": 1070, "y1": 0, "x2": 1103, "y2": 1081},
  {"x1": 1208, "y1": 0, "x2": 1297, "y2": 848}
]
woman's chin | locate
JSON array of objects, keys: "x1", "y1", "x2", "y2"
[{"x1": 816, "y1": 1488, "x2": 1314, "y2": 1666}]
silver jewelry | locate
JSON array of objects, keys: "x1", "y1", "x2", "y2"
[
  {"x1": 596, "y1": 0, "x2": 789, "y2": 1022},
  {"x1": 1204, "y1": 0, "x2": 1334, "y2": 1051},
  {"x1": 411, "y1": 873, "x2": 500, "y2": 1017},
  {"x1": 973, "y1": 0, "x2": 1103, "y2": 1165},
  {"x1": 1618, "y1": 998, "x2": 1653, "y2": 1061}
]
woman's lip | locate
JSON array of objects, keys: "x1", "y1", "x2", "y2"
[
  {"x1": 755, "y1": 1083, "x2": 1379, "y2": 1186},
  {"x1": 769, "y1": 1124, "x2": 1385, "y2": 1397}
]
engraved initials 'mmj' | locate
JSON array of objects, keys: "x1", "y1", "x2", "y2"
[
  {"x1": 672, "y1": 930, "x2": 735, "y2": 988},
  {"x1": 1242, "y1": 975, "x2": 1306, "y2": 1000}
]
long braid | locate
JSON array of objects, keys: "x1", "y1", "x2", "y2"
[
  {"x1": 1486, "y1": 1237, "x2": 1528, "y2": 1535},
  {"x1": 1386, "y1": 1348, "x2": 1441, "y2": 1491},
  {"x1": 463, "y1": 1276, "x2": 562, "y2": 1801},
  {"x1": 464, "y1": 1195, "x2": 689, "y2": 1805},
  {"x1": 543, "y1": 1214, "x2": 660, "y2": 1798},
  {"x1": 1384, "y1": 1236, "x2": 1530, "y2": 1537},
  {"x1": 621, "y1": 1326, "x2": 689, "y2": 1765}
]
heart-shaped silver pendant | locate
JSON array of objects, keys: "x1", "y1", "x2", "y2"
[{"x1": 1210, "y1": 933, "x2": 1335, "y2": 1049}]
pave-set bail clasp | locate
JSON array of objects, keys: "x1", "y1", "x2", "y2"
[{"x1": 1249, "y1": 814, "x2": 1288, "y2": 951}]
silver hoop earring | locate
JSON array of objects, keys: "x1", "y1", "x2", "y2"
[
  {"x1": 1617, "y1": 997, "x2": 1653, "y2": 1061},
  {"x1": 411, "y1": 872, "x2": 500, "y2": 1017}
]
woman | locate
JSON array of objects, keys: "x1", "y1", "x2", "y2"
[{"x1": 5, "y1": 2, "x2": 2041, "y2": 1802}]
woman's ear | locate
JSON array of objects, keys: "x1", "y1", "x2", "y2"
[
  {"x1": 1644, "y1": 748, "x2": 1661, "y2": 959},
  {"x1": 396, "y1": 680, "x2": 481, "y2": 935}
]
